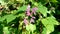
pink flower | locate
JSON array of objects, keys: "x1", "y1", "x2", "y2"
[
  {"x1": 26, "y1": 5, "x2": 31, "y2": 16},
  {"x1": 32, "y1": 16, "x2": 35, "y2": 19},
  {"x1": 24, "y1": 18, "x2": 28, "y2": 25},
  {"x1": 26, "y1": 11, "x2": 31, "y2": 16},
  {"x1": 31, "y1": 7, "x2": 38, "y2": 15},
  {"x1": 26, "y1": 5, "x2": 30, "y2": 12},
  {"x1": 30, "y1": 18, "x2": 34, "y2": 23}
]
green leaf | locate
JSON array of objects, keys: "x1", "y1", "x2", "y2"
[
  {"x1": 17, "y1": 13, "x2": 25, "y2": 18},
  {"x1": 46, "y1": 24, "x2": 54, "y2": 34},
  {"x1": 0, "y1": 0, "x2": 7, "y2": 5},
  {"x1": 34, "y1": 2, "x2": 38, "y2": 6},
  {"x1": 50, "y1": 0, "x2": 58, "y2": 3},
  {"x1": 16, "y1": 0, "x2": 25, "y2": 3},
  {"x1": 0, "y1": 16, "x2": 5, "y2": 22},
  {"x1": 0, "y1": 24, "x2": 3, "y2": 34},
  {"x1": 15, "y1": 5, "x2": 27, "y2": 14},
  {"x1": 42, "y1": 27, "x2": 47, "y2": 34},
  {"x1": 41, "y1": 16, "x2": 59, "y2": 34},
  {"x1": 38, "y1": 3, "x2": 47, "y2": 17},
  {"x1": 0, "y1": 17, "x2": 2, "y2": 21},
  {"x1": 3, "y1": 14, "x2": 17, "y2": 23},
  {"x1": 3, "y1": 27, "x2": 10, "y2": 34},
  {"x1": 42, "y1": 16, "x2": 59, "y2": 26},
  {"x1": 26, "y1": 24, "x2": 36, "y2": 32},
  {"x1": 18, "y1": 5, "x2": 27, "y2": 11},
  {"x1": 26, "y1": 25, "x2": 30, "y2": 31},
  {"x1": 46, "y1": 16, "x2": 59, "y2": 25}
]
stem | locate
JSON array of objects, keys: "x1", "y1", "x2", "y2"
[
  {"x1": 49, "y1": 2, "x2": 51, "y2": 7},
  {"x1": 48, "y1": 0, "x2": 52, "y2": 7},
  {"x1": 32, "y1": 31, "x2": 33, "y2": 34},
  {"x1": 18, "y1": 21, "x2": 23, "y2": 34},
  {"x1": 29, "y1": 31, "x2": 30, "y2": 34}
]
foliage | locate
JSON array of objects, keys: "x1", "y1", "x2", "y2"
[{"x1": 0, "y1": 0, "x2": 60, "y2": 34}]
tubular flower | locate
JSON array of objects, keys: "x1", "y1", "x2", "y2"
[
  {"x1": 26, "y1": 11, "x2": 31, "y2": 16},
  {"x1": 30, "y1": 18, "x2": 34, "y2": 23},
  {"x1": 31, "y1": 7, "x2": 38, "y2": 15},
  {"x1": 30, "y1": 16, "x2": 35, "y2": 23},
  {"x1": 24, "y1": 18, "x2": 28, "y2": 25},
  {"x1": 32, "y1": 16, "x2": 35, "y2": 19},
  {"x1": 26, "y1": 5, "x2": 30, "y2": 12},
  {"x1": 26, "y1": 5, "x2": 31, "y2": 16}
]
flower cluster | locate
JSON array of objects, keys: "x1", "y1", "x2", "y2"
[{"x1": 24, "y1": 5, "x2": 38, "y2": 25}]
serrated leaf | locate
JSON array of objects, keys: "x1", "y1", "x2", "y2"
[
  {"x1": 46, "y1": 16, "x2": 59, "y2": 25},
  {"x1": 41, "y1": 16, "x2": 59, "y2": 34},
  {"x1": 26, "y1": 24, "x2": 36, "y2": 32},
  {"x1": 42, "y1": 16, "x2": 59, "y2": 26},
  {"x1": 41, "y1": 18, "x2": 48, "y2": 26},
  {"x1": 46, "y1": 24, "x2": 54, "y2": 34},
  {"x1": 38, "y1": 4, "x2": 47, "y2": 17}
]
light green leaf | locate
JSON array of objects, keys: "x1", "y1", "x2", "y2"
[
  {"x1": 41, "y1": 16, "x2": 59, "y2": 34},
  {"x1": 26, "y1": 25, "x2": 30, "y2": 31},
  {"x1": 42, "y1": 27, "x2": 47, "y2": 34},
  {"x1": 38, "y1": 3, "x2": 48, "y2": 17},
  {"x1": 41, "y1": 18, "x2": 48, "y2": 26},
  {"x1": 46, "y1": 24, "x2": 54, "y2": 34},
  {"x1": 3, "y1": 27, "x2": 10, "y2": 34},
  {"x1": 46, "y1": 16, "x2": 59, "y2": 25},
  {"x1": 42, "y1": 16, "x2": 59, "y2": 26},
  {"x1": 26, "y1": 24, "x2": 36, "y2": 32},
  {"x1": 3, "y1": 14, "x2": 17, "y2": 23}
]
